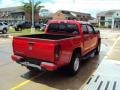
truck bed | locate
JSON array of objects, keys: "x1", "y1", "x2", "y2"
[
  {"x1": 20, "y1": 34, "x2": 73, "y2": 40},
  {"x1": 13, "y1": 34, "x2": 74, "y2": 63}
]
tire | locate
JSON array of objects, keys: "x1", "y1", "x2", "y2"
[
  {"x1": 67, "y1": 52, "x2": 81, "y2": 76},
  {"x1": 18, "y1": 27, "x2": 22, "y2": 31},
  {"x1": 15, "y1": 27, "x2": 22, "y2": 31},
  {"x1": 15, "y1": 28, "x2": 19, "y2": 31},
  {"x1": 95, "y1": 44, "x2": 100, "y2": 55},
  {"x1": 35, "y1": 26, "x2": 40, "y2": 30},
  {"x1": 2, "y1": 28, "x2": 7, "y2": 34}
]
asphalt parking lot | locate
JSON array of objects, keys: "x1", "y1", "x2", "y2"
[{"x1": 0, "y1": 29, "x2": 120, "y2": 90}]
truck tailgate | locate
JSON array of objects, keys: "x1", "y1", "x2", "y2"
[{"x1": 13, "y1": 37, "x2": 56, "y2": 62}]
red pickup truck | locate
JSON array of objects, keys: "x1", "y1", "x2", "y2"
[{"x1": 11, "y1": 20, "x2": 101, "y2": 75}]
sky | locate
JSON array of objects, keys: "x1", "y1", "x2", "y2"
[{"x1": 0, "y1": 0, "x2": 120, "y2": 17}]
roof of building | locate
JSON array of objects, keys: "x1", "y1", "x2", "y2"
[
  {"x1": 0, "y1": 6, "x2": 24, "y2": 13},
  {"x1": 97, "y1": 10, "x2": 120, "y2": 17},
  {"x1": 58, "y1": 10, "x2": 91, "y2": 17}
]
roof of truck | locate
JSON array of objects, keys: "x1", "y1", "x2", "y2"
[
  {"x1": 77, "y1": 21, "x2": 91, "y2": 24},
  {"x1": 48, "y1": 20, "x2": 91, "y2": 25}
]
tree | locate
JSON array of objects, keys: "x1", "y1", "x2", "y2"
[{"x1": 21, "y1": 0, "x2": 44, "y2": 22}]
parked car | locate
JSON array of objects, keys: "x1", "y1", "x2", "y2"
[
  {"x1": 11, "y1": 20, "x2": 101, "y2": 75},
  {"x1": 0, "y1": 22, "x2": 9, "y2": 34},
  {"x1": 40, "y1": 24, "x2": 47, "y2": 31},
  {"x1": 14, "y1": 21, "x2": 41, "y2": 31}
]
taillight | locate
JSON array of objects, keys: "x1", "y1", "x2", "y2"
[
  {"x1": 12, "y1": 37, "x2": 15, "y2": 53},
  {"x1": 55, "y1": 45, "x2": 61, "y2": 60}
]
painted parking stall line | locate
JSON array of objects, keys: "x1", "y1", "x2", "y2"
[
  {"x1": 81, "y1": 36, "x2": 120, "y2": 90},
  {"x1": 10, "y1": 72, "x2": 45, "y2": 90}
]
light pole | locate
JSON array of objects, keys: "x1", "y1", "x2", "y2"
[{"x1": 31, "y1": 0, "x2": 35, "y2": 33}]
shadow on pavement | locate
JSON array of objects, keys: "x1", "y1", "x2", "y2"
[{"x1": 21, "y1": 55, "x2": 100, "y2": 90}]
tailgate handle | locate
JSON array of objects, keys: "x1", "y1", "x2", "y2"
[{"x1": 28, "y1": 42, "x2": 35, "y2": 45}]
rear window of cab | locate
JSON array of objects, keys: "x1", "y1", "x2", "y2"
[{"x1": 47, "y1": 23, "x2": 79, "y2": 34}]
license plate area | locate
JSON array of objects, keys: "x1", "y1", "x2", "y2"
[
  {"x1": 18, "y1": 58, "x2": 42, "y2": 70},
  {"x1": 20, "y1": 61, "x2": 41, "y2": 70}
]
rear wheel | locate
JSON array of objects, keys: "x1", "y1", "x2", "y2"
[{"x1": 67, "y1": 52, "x2": 81, "y2": 76}]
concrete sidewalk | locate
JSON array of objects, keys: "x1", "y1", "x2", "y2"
[{"x1": 83, "y1": 37, "x2": 120, "y2": 90}]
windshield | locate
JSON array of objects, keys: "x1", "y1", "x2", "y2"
[
  {"x1": 47, "y1": 23, "x2": 79, "y2": 34},
  {"x1": 4, "y1": 23, "x2": 8, "y2": 25}
]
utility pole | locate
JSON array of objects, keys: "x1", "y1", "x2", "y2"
[{"x1": 31, "y1": 0, "x2": 35, "y2": 33}]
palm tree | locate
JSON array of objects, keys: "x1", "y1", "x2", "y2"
[{"x1": 22, "y1": 0, "x2": 44, "y2": 22}]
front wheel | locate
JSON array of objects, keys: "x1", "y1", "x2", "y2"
[
  {"x1": 2, "y1": 28, "x2": 7, "y2": 34},
  {"x1": 68, "y1": 52, "x2": 81, "y2": 76},
  {"x1": 18, "y1": 27, "x2": 22, "y2": 31}
]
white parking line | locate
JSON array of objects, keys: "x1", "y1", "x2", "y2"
[
  {"x1": 80, "y1": 36, "x2": 120, "y2": 90},
  {"x1": 104, "y1": 36, "x2": 120, "y2": 59}
]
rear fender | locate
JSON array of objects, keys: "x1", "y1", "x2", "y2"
[{"x1": 69, "y1": 48, "x2": 81, "y2": 63}]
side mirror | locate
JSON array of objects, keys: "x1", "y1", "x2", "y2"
[{"x1": 95, "y1": 30, "x2": 100, "y2": 34}]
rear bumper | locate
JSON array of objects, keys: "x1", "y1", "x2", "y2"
[{"x1": 11, "y1": 55, "x2": 58, "y2": 71}]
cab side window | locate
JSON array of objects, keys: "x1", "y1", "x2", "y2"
[
  {"x1": 87, "y1": 25, "x2": 95, "y2": 34},
  {"x1": 81, "y1": 24, "x2": 88, "y2": 34}
]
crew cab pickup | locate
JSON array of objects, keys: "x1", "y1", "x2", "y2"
[{"x1": 11, "y1": 20, "x2": 101, "y2": 75}]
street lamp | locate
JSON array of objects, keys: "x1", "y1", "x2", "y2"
[{"x1": 31, "y1": 0, "x2": 35, "y2": 33}]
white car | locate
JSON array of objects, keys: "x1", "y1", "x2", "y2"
[
  {"x1": 0, "y1": 22, "x2": 9, "y2": 34},
  {"x1": 40, "y1": 24, "x2": 47, "y2": 31}
]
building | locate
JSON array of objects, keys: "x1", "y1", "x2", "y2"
[
  {"x1": 52, "y1": 10, "x2": 92, "y2": 21},
  {"x1": 97, "y1": 10, "x2": 120, "y2": 29},
  {"x1": 0, "y1": 6, "x2": 40, "y2": 25},
  {"x1": 0, "y1": 6, "x2": 24, "y2": 24},
  {"x1": 88, "y1": 19, "x2": 98, "y2": 27}
]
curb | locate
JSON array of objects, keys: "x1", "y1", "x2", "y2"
[{"x1": 0, "y1": 34, "x2": 13, "y2": 39}]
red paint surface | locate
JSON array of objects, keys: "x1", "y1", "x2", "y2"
[{"x1": 11, "y1": 20, "x2": 101, "y2": 71}]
